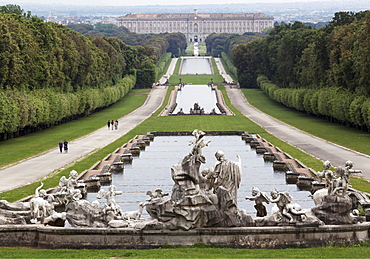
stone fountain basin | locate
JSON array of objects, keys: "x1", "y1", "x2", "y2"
[{"x1": 0, "y1": 223, "x2": 369, "y2": 249}]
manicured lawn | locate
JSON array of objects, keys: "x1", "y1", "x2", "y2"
[
  {"x1": 0, "y1": 89, "x2": 149, "y2": 168},
  {"x1": 197, "y1": 42, "x2": 207, "y2": 56},
  {"x1": 185, "y1": 43, "x2": 194, "y2": 56},
  {"x1": 169, "y1": 74, "x2": 224, "y2": 85},
  {"x1": 1, "y1": 59, "x2": 370, "y2": 256},
  {"x1": 241, "y1": 89, "x2": 370, "y2": 156},
  {"x1": 1, "y1": 243, "x2": 370, "y2": 258}
]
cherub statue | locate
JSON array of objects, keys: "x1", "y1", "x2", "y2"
[
  {"x1": 316, "y1": 160, "x2": 333, "y2": 184},
  {"x1": 269, "y1": 188, "x2": 295, "y2": 222},
  {"x1": 200, "y1": 168, "x2": 216, "y2": 192},
  {"x1": 245, "y1": 187, "x2": 270, "y2": 217},
  {"x1": 331, "y1": 167, "x2": 348, "y2": 196},
  {"x1": 146, "y1": 188, "x2": 169, "y2": 201},
  {"x1": 321, "y1": 160, "x2": 335, "y2": 194},
  {"x1": 58, "y1": 170, "x2": 82, "y2": 203},
  {"x1": 344, "y1": 160, "x2": 362, "y2": 185},
  {"x1": 97, "y1": 185, "x2": 123, "y2": 216}
]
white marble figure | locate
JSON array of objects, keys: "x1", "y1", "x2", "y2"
[
  {"x1": 122, "y1": 202, "x2": 146, "y2": 220},
  {"x1": 315, "y1": 160, "x2": 333, "y2": 185},
  {"x1": 56, "y1": 170, "x2": 82, "y2": 204},
  {"x1": 97, "y1": 185, "x2": 123, "y2": 216},
  {"x1": 331, "y1": 167, "x2": 349, "y2": 197},
  {"x1": 269, "y1": 188, "x2": 306, "y2": 223},
  {"x1": 188, "y1": 129, "x2": 211, "y2": 163},
  {"x1": 245, "y1": 187, "x2": 270, "y2": 217},
  {"x1": 344, "y1": 160, "x2": 362, "y2": 185},
  {"x1": 212, "y1": 150, "x2": 242, "y2": 202},
  {"x1": 146, "y1": 189, "x2": 169, "y2": 201},
  {"x1": 30, "y1": 182, "x2": 54, "y2": 223}
]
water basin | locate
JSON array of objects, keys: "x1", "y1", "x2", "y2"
[
  {"x1": 173, "y1": 85, "x2": 218, "y2": 114},
  {"x1": 85, "y1": 135, "x2": 315, "y2": 217},
  {"x1": 181, "y1": 58, "x2": 212, "y2": 75}
]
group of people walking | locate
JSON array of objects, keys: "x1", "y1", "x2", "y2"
[
  {"x1": 58, "y1": 140, "x2": 68, "y2": 153},
  {"x1": 107, "y1": 120, "x2": 119, "y2": 130},
  {"x1": 58, "y1": 119, "x2": 120, "y2": 154}
]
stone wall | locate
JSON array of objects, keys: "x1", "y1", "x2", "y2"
[{"x1": 0, "y1": 224, "x2": 369, "y2": 249}]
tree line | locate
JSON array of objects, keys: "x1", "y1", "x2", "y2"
[
  {"x1": 67, "y1": 23, "x2": 187, "y2": 58},
  {"x1": 0, "y1": 5, "x2": 187, "y2": 140},
  {"x1": 232, "y1": 11, "x2": 370, "y2": 131}
]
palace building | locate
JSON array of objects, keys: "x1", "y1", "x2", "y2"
[{"x1": 118, "y1": 9, "x2": 274, "y2": 42}]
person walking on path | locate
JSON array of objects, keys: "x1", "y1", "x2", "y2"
[
  {"x1": 58, "y1": 141, "x2": 63, "y2": 153},
  {"x1": 107, "y1": 120, "x2": 111, "y2": 130},
  {"x1": 114, "y1": 119, "x2": 119, "y2": 130},
  {"x1": 111, "y1": 120, "x2": 114, "y2": 130},
  {"x1": 63, "y1": 140, "x2": 68, "y2": 153}
]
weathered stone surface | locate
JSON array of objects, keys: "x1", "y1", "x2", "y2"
[
  {"x1": 0, "y1": 200, "x2": 30, "y2": 211},
  {"x1": 66, "y1": 200, "x2": 107, "y2": 228},
  {"x1": 312, "y1": 194, "x2": 355, "y2": 225}
]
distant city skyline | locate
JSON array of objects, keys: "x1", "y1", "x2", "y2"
[{"x1": 2, "y1": 0, "x2": 350, "y2": 7}]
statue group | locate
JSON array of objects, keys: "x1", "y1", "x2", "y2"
[
  {"x1": 0, "y1": 130, "x2": 367, "y2": 229},
  {"x1": 145, "y1": 129, "x2": 252, "y2": 230}
]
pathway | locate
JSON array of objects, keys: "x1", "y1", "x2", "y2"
[
  {"x1": 226, "y1": 87, "x2": 370, "y2": 181},
  {"x1": 2, "y1": 57, "x2": 369, "y2": 193},
  {"x1": 0, "y1": 85, "x2": 167, "y2": 192},
  {"x1": 158, "y1": 58, "x2": 178, "y2": 85},
  {"x1": 214, "y1": 58, "x2": 234, "y2": 84}
]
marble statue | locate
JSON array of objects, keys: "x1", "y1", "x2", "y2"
[
  {"x1": 122, "y1": 202, "x2": 146, "y2": 220},
  {"x1": 29, "y1": 182, "x2": 54, "y2": 223},
  {"x1": 146, "y1": 189, "x2": 169, "y2": 201},
  {"x1": 145, "y1": 130, "x2": 254, "y2": 230},
  {"x1": 310, "y1": 160, "x2": 364, "y2": 225},
  {"x1": 269, "y1": 188, "x2": 295, "y2": 222},
  {"x1": 245, "y1": 187, "x2": 270, "y2": 217},
  {"x1": 331, "y1": 167, "x2": 349, "y2": 197},
  {"x1": 344, "y1": 160, "x2": 362, "y2": 184},
  {"x1": 97, "y1": 185, "x2": 123, "y2": 216},
  {"x1": 323, "y1": 161, "x2": 335, "y2": 194},
  {"x1": 315, "y1": 160, "x2": 333, "y2": 185},
  {"x1": 212, "y1": 150, "x2": 242, "y2": 210},
  {"x1": 188, "y1": 129, "x2": 211, "y2": 164},
  {"x1": 55, "y1": 170, "x2": 83, "y2": 204}
]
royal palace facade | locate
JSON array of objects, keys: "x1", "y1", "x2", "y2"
[{"x1": 118, "y1": 9, "x2": 274, "y2": 42}]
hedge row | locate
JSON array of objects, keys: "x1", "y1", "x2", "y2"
[
  {"x1": 220, "y1": 52, "x2": 237, "y2": 81},
  {"x1": 0, "y1": 75, "x2": 135, "y2": 140},
  {"x1": 155, "y1": 52, "x2": 172, "y2": 81},
  {"x1": 257, "y1": 76, "x2": 370, "y2": 131}
]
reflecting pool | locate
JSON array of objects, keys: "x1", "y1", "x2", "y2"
[
  {"x1": 173, "y1": 85, "x2": 218, "y2": 114},
  {"x1": 86, "y1": 135, "x2": 315, "y2": 217},
  {"x1": 181, "y1": 58, "x2": 212, "y2": 74}
]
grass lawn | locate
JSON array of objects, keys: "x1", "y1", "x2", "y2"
[
  {"x1": 1, "y1": 243, "x2": 370, "y2": 258},
  {"x1": 169, "y1": 74, "x2": 224, "y2": 85},
  {"x1": 198, "y1": 42, "x2": 207, "y2": 56},
  {"x1": 185, "y1": 43, "x2": 194, "y2": 56},
  {"x1": 1, "y1": 59, "x2": 370, "y2": 257},
  {"x1": 0, "y1": 89, "x2": 150, "y2": 168},
  {"x1": 241, "y1": 89, "x2": 370, "y2": 156}
]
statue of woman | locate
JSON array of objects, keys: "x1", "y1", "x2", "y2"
[{"x1": 212, "y1": 150, "x2": 242, "y2": 202}]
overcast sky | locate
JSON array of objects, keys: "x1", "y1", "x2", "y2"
[{"x1": 4, "y1": 0, "x2": 346, "y2": 6}]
